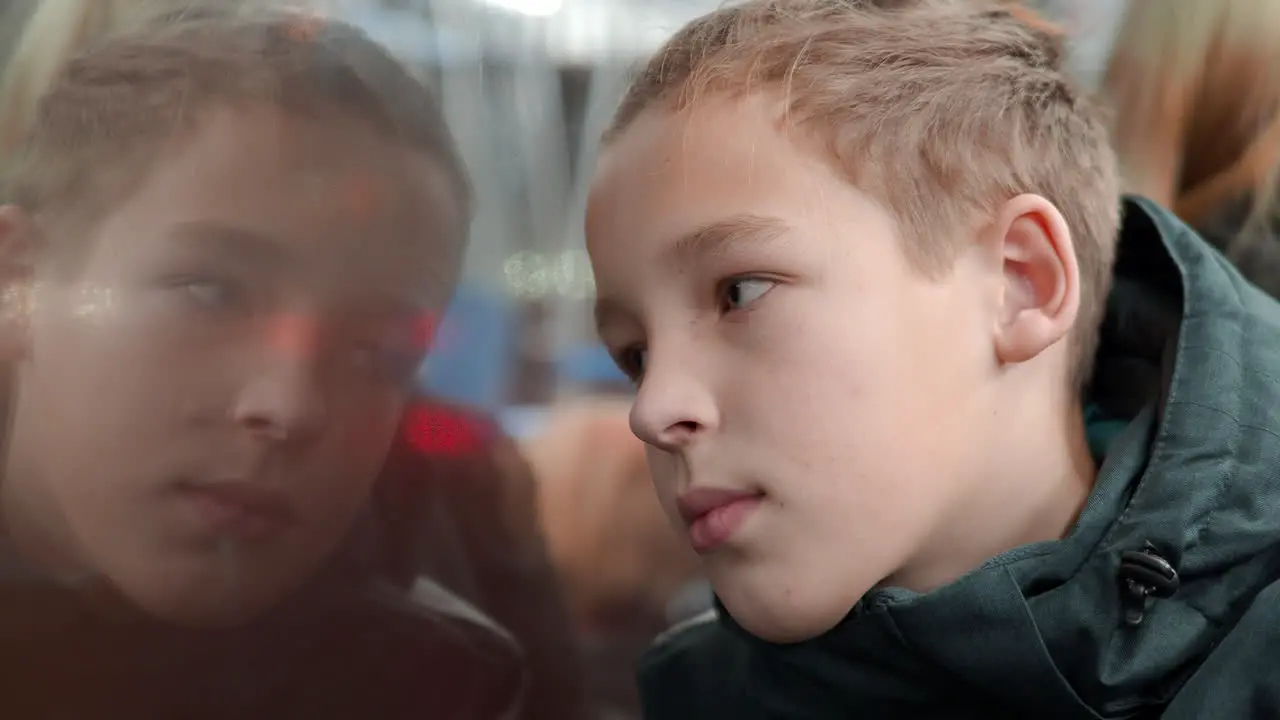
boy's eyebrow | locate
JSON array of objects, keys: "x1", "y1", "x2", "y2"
[
  {"x1": 166, "y1": 221, "x2": 287, "y2": 267},
  {"x1": 666, "y1": 213, "x2": 790, "y2": 266},
  {"x1": 594, "y1": 213, "x2": 791, "y2": 333}
]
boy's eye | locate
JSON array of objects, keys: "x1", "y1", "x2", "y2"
[
  {"x1": 614, "y1": 345, "x2": 647, "y2": 382},
  {"x1": 721, "y1": 277, "x2": 776, "y2": 312},
  {"x1": 177, "y1": 276, "x2": 241, "y2": 310}
]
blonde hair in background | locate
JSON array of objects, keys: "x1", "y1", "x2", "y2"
[{"x1": 1103, "y1": 0, "x2": 1280, "y2": 231}]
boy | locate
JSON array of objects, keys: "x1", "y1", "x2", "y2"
[
  {"x1": 586, "y1": 0, "x2": 1280, "y2": 717},
  {"x1": 0, "y1": 5, "x2": 527, "y2": 717}
]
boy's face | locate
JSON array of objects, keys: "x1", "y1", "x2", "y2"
[
  {"x1": 587, "y1": 95, "x2": 1007, "y2": 642},
  {"x1": 0, "y1": 107, "x2": 460, "y2": 626}
]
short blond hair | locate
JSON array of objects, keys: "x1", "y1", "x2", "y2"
[
  {"x1": 609, "y1": 0, "x2": 1120, "y2": 387},
  {"x1": 4, "y1": 3, "x2": 470, "y2": 261}
]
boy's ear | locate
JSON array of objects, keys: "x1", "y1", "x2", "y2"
[
  {"x1": 0, "y1": 205, "x2": 38, "y2": 361},
  {"x1": 985, "y1": 193, "x2": 1080, "y2": 366}
]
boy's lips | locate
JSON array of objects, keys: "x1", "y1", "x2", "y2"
[
  {"x1": 175, "y1": 479, "x2": 297, "y2": 541},
  {"x1": 676, "y1": 487, "x2": 765, "y2": 554}
]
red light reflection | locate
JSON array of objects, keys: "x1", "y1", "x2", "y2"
[{"x1": 401, "y1": 403, "x2": 491, "y2": 457}]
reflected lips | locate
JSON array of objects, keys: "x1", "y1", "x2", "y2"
[
  {"x1": 178, "y1": 481, "x2": 294, "y2": 541},
  {"x1": 676, "y1": 488, "x2": 764, "y2": 554}
]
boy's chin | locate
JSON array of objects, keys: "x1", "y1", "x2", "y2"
[
  {"x1": 119, "y1": 583, "x2": 279, "y2": 629},
  {"x1": 105, "y1": 564, "x2": 301, "y2": 629},
  {"x1": 718, "y1": 586, "x2": 854, "y2": 645},
  {"x1": 154, "y1": 598, "x2": 276, "y2": 629}
]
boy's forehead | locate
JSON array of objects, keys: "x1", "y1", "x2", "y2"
[
  {"x1": 189, "y1": 107, "x2": 427, "y2": 192},
  {"x1": 599, "y1": 92, "x2": 794, "y2": 172},
  {"x1": 176, "y1": 107, "x2": 453, "y2": 225},
  {"x1": 591, "y1": 91, "x2": 838, "y2": 217},
  {"x1": 588, "y1": 92, "x2": 843, "y2": 257},
  {"x1": 82, "y1": 106, "x2": 462, "y2": 305}
]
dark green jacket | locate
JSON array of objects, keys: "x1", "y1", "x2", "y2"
[{"x1": 638, "y1": 197, "x2": 1280, "y2": 719}]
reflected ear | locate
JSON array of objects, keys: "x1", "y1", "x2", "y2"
[
  {"x1": 988, "y1": 194, "x2": 1080, "y2": 366},
  {"x1": 0, "y1": 205, "x2": 38, "y2": 361}
]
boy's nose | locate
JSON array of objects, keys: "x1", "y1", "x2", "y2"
[
  {"x1": 232, "y1": 314, "x2": 328, "y2": 443},
  {"x1": 629, "y1": 360, "x2": 718, "y2": 451}
]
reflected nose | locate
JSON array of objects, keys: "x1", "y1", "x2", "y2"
[
  {"x1": 629, "y1": 355, "x2": 718, "y2": 451},
  {"x1": 232, "y1": 314, "x2": 328, "y2": 443}
]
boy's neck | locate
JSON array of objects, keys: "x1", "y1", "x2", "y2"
[
  {"x1": 0, "y1": 379, "x2": 94, "y2": 585},
  {"x1": 0, "y1": 465, "x2": 94, "y2": 587},
  {"x1": 890, "y1": 397, "x2": 1098, "y2": 593}
]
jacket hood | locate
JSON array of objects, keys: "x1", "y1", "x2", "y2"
[{"x1": 714, "y1": 196, "x2": 1280, "y2": 718}]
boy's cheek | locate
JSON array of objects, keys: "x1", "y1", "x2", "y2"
[
  {"x1": 643, "y1": 449, "x2": 679, "y2": 490},
  {"x1": 645, "y1": 459, "x2": 686, "y2": 530}
]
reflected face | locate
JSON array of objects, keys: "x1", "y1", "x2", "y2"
[
  {"x1": 586, "y1": 95, "x2": 999, "y2": 642},
  {"x1": 2, "y1": 107, "x2": 461, "y2": 626}
]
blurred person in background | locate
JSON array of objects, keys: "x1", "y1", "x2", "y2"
[
  {"x1": 522, "y1": 388, "x2": 704, "y2": 719},
  {"x1": 1104, "y1": 0, "x2": 1280, "y2": 296},
  {"x1": 0, "y1": 1, "x2": 586, "y2": 717}
]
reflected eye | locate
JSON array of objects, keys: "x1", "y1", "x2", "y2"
[
  {"x1": 178, "y1": 277, "x2": 238, "y2": 310},
  {"x1": 721, "y1": 277, "x2": 775, "y2": 312}
]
